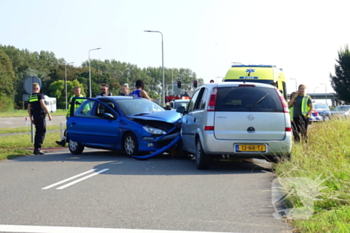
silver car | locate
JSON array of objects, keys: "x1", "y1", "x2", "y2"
[{"x1": 177, "y1": 82, "x2": 292, "y2": 169}]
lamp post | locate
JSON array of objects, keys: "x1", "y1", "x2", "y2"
[
  {"x1": 314, "y1": 87, "x2": 319, "y2": 100},
  {"x1": 320, "y1": 83, "x2": 327, "y2": 105},
  {"x1": 65, "y1": 62, "x2": 74, "y2": 111},
  {"x1": 290, "y1": 78, "x2": 297, "y2": 91},
  {"x1": 144, "y1": 30, "x2": 165, "y2": 106},
  {"x1": 171, "y1": 69, "x2": 174, "y2": 95},
  {"x1": 88, "y1": 47, "x2": 102, "y2": 97}
]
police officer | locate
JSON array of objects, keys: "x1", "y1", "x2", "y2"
[
  {"x1": 28, "y1": 83, "x2": 52, "y2": 155},
  {"x1": 56, "y1": 86, "x2": 84, "y2": 147}
]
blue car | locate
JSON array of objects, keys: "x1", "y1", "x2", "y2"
[
  {"x1": 66, "y1": 96, "x2": 182, "y2": 156},
  {"x1": 313, "y1": 103, "x2": 332, "y2": 121}
]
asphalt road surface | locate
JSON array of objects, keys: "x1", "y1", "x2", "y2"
[
  {"x1": 0, "y1": 148, "x2": 294, "y2": 233},
  {"x1": 0, "y1": 116, "x2": 66, "y2": 128}
]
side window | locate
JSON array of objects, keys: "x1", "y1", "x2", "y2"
[
  {"x1": 75, "y1": 100, "x2": 96, "y2": 117},
  {"x1": 96, "y1": 100, "x2": 116, "y2": 118},
  {"x1": 187, "y1": 89, "x2": 201, "y2": 113},
  {"x1": 198, "y1": 88, "x2": 208, "y2": 110},
  {"x1": 193, "y1": 88, "x2": 206, "y2": 111}
]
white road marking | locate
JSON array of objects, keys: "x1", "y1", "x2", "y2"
[
  {"x1": 42, "y1": 169, "x2": 109, "y2": 190},
  {"x1": 0, "y1": 225, "x2": 230, "y2": 233},
  {"x1": 56, "y1": 168, "x2": 109, "y2": 189}
]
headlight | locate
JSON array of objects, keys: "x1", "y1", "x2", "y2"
[{"x1": 143, "y1": 126, "x2": 166, "y2": 135}]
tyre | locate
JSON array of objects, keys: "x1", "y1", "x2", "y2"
[
  {"x1": 68, "y1": 139, "x2": 84, "y2": 154},
  {"x1": 123, "y1": 132, "x2": 139, "y2": 156},
  {"x1": 195, "y1": 140, "x2": 210, "y2": 170}
]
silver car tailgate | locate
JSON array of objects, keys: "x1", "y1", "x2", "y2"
[{"x1": 214, "y1": 112, "x2": 286, "y2": 140}]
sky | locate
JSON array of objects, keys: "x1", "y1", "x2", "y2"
[{"x1": 1, "y1": 0, "x2": 350, "y2": 96}]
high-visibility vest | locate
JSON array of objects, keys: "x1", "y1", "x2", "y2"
[
  {"x1": 66, "y1": 95, "x2": 84, "y2": 118},
  {"x1": 301, "y1": 95, "x2": 311, "y2": 116},
  {"x1": 289, "y1": 106, "x2": 294, "y2": 122}
]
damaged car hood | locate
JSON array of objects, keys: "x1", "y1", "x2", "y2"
[{"x1": 128, "y1": 110, "x2": 181, "y2": 123}]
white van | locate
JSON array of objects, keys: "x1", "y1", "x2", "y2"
[{"x1": 44, "y1": 95, "x2": 57, "y2": 113}]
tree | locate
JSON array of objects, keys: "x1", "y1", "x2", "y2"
[
  {"x1": 0, "y1": 49, "x2": 15, "y2": 110},
  {"x1": 330, "y1": 45, "x2": 350, "y2": 103}
]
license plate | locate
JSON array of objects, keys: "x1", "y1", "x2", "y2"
[{"x1": 236, "y1": 145, "x2": 266, "y2": 152}]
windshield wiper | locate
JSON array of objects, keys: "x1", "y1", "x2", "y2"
[
  {"x1": 250, "y1": 93, "x2": 269, "y2": 110},
  {"x1": 133, "y1": 113, "x2": 149, "y2": 116}
]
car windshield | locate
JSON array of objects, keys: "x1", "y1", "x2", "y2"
[
  {"x1": 333, "y1": 106, "x2": 350, "y2": 112},
  {"x1": 174, "y1": 101, "x2": 189, "y2": 109},
  {"x1": 116, "y1": 98, "x2": 165, "y2": 116},
  {"x1": 314, "y1": 104, "x2": 329, "y2": 110}
]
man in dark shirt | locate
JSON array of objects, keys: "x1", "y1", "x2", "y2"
[
  {"x1": 28, "y1": 83, "x2": 52, "y2": 155},
  {"x1": 288, "y1": 84, "x2": 313, "y2": 142},
  {"x1": 97, "y1": 84, "x2": 112, "y2": 97}
]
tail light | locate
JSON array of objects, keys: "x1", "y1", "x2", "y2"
[
  {"x1": 285, "y1": 127, "x2": 292, "y2": 132},
  {"x1": 204, "y1": 126, "x2": 214, "y2": 130},
  {"x1": 207, "y1": 87, "x2": 217, "y2": 111},
  {"x1": 274, "y1": 88, "x2": 289, "y2": 113}
]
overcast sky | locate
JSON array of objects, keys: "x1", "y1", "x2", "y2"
[{"x1": 1, "y1": 0, "x2": 349, "y2": 95}]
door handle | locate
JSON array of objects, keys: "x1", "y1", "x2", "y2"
[{"x1": 194, "y1": 117, "x2": 196, "y2": 122}]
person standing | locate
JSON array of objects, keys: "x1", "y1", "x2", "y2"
[
  {"x1": 97, "y1": 84, "x2": 112, "y2": 97},
  {"x1": 131, "y1": 79, "x2": 151, "y2": 100},
  {"x1": 288, "y1": 84, "x2": 313, "y2": 142},
  {"x1": 120, "y1": 83, "x2": 130, "y2": 96},
  {"x1": 28, "y1": 83, "x2": 52, "y2": 155},
  {"x1": 56, "y1": 86, "x2": 84, "y2": 147}
]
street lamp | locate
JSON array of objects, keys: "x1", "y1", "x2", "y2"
[
  {"x1": 320, "y1": 83, "x2": 327, "y2": 105},
  {"x1": 88, "y1": 47, "x2": 102, "y2": 97},
  {"x1": 65, "y1": 62, "x2": 74, "y2": 111},
  {"x1": 290, "y1": 78, "x2": 297, "y2": 91},
  {"x1": 144, "y1": 30, "x2": 165, "y2": 106}
]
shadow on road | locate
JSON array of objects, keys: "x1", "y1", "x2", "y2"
[{"x1": 8, "y1": 148, "x2": 273, "y2": 176}]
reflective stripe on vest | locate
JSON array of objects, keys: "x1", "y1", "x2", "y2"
[
  {"x1": 301, "y1": 95, "x2": 311, "y2": 116},
  {"x1": 29, "y1": 95, "x2": 39, "y2": 102}
]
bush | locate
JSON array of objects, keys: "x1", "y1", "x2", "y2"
[{"x1": 0, "y1": 93, "x2": 14, "y2": 111}]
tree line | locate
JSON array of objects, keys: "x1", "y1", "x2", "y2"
[{"x1": 0, "y1": 44, "x2": 204, "y2": 111}]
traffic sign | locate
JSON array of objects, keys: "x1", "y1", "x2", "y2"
[{"x1": 23, "y1": 76, "x2": 41, "y2": 94}]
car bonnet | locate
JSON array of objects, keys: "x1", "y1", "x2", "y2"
[{"x1": 128, "y1": 110, "x2": 181, "y2": 123}]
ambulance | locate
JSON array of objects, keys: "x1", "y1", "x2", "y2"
[{"x1": 223, "y1": 64, "x2": 288, "y2": 100}]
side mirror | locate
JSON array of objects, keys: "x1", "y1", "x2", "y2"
[
  {"x1": 176, "y1": 106, "x2": 185, "y2": 114},
  {"x1": 103, "y1": 113, "x2": 115, "y2": 120}
]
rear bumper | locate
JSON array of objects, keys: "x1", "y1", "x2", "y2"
[{"x1": 200, "y1": 131, "x2": 292, "y2": 157}]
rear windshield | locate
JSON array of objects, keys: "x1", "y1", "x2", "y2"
[
  {"x1": 215, "y1": 86, "x2": 283, "y2": 112},
  {"x1": 314, "y1": 104, "x2": 329, "y2": 110}
]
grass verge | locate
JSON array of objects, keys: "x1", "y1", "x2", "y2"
[
  {"x1": 0, "y1": 109, "x2": 66, "y2": 117},
  {"x1": 274, "y1": 119, "x2": 350, "y2": 232},
  {"x1": 0, "y1": 132, "x2": 62, "y2": 160}
]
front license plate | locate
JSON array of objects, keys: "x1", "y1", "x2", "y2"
[{"x1": 236, "y1": 145, "x2": 266, "y2": 152}]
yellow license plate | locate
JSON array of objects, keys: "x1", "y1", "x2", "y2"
[{"x1": 238, "y1": 145, "x2": 266, "y2": 152}]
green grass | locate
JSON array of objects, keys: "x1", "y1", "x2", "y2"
[
  {"x1": 274, "y1": 119, "x2": 350, "y2": 232},
  {"x1": 0, "y1": 125, "x2": 61, "y2": 134},
  {"x1": 0, "y1": 109, "x2": 66, "y2": 117},
  {"x1": 0, "y1": 131, "x2": 62, "y2": 160}
]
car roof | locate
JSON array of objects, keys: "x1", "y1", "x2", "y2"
[{"x1": 198, "y1": 82, "x2": 277, "y2": 89}]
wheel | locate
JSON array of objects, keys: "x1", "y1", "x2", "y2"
[
  {"x1": 123, "y1": 132, "x2": 139, "y2": 156},
  {"x1": 195, "y1": 140, "x2": 210, "y2": 170},
  {"x1": 68, "y1": 139, "x2": 84, "y2": 154}
]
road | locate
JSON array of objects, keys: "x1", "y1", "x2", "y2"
[
  {"x1": 0, "y1": 116, "x2": 66, "y2": 128},
  {"x1": 0, "y1": 148, "x2": 293, "y2": 233}
]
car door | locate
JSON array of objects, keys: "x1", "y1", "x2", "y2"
[
  {"x1": 67, "y1": 99, "x2": 121, "y2": 147},
  {"x1": 181, "y1": 88, "x2": 207, "y2": 153}
]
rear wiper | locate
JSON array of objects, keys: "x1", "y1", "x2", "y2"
[{"x1": 250, "y1": 93, "x2": 269, "y2": 110}]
